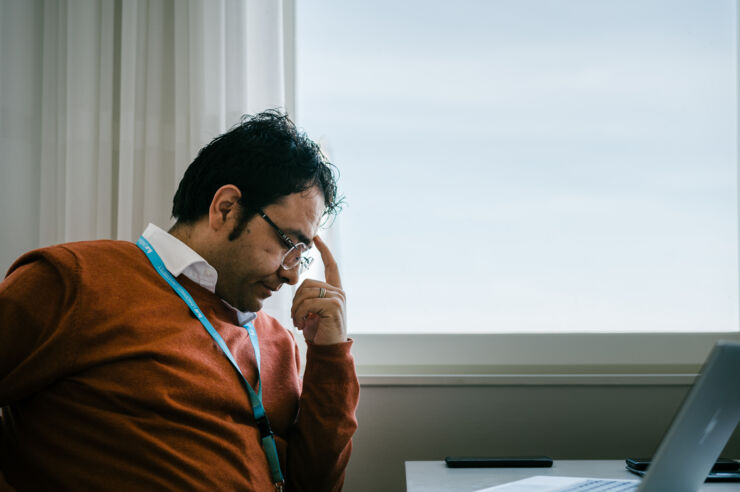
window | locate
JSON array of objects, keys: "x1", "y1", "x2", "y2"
[{"x1": 296, "y1": 0, "x2": 739, "y2": 372}]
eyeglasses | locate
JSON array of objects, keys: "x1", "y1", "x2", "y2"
[{"x1": 254, "y1": 208, "x2": 314, "y2": 273}]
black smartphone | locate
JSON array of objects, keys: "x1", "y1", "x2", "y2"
[
  {"x1": 445, "y1": 456, "x2": 553, "y2": 468},
  {"x1": 626, "y1": 457, "x2": 740, "y2": 472}
]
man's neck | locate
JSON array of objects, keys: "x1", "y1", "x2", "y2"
[
  {"x1": 168, "y1": 223, "x2": 191, "y2": 245},
  {"x1": 169, "y1": 223, "x2": 210, "y2": 261}
]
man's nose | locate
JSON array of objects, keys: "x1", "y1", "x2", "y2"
[{"x1": 278, "y1": 265, "x2": 300, "y2": 286}]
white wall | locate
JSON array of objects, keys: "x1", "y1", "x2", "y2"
[{"x1": 343, "y1": 384, "x2": 740, "y2": 492}]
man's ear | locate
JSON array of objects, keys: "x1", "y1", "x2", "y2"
[{"x1": 208, "y1": 185, "x2": 242, "y2": 231}]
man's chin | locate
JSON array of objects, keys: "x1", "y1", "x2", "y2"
[
  {"x1": 223, "y1": 295, "x2": 261, "y2": 314},
  {"x1": 240, "y1": 297, "x2": 263, "y2": 313}
]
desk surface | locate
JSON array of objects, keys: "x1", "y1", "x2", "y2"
[{"x1": 405, "y1": 460, "x2": 740, "y2": 491}]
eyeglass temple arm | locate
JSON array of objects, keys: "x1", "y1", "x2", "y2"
[{"x1": 253, "y1": 208, "x2": 296, "y2": 247}]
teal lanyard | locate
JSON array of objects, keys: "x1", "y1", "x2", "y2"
[{"x1": 137, "y1": 236, "x2": 285, "y2": 490}]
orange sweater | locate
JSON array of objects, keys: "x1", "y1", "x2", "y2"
[{"x1": 0, "y1": 241, "x2": 359, "y2": 491}]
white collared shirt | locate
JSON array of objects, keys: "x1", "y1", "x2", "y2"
[{"x1": 141, "y1": 223, "x2": 257, "y2": 325}]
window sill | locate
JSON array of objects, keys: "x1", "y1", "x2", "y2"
[
  {"x1": 358, "y1": 372, "x2": 696, "y2": 386},
  {"x1": 350, "y1": 332, "x2": 740, "y2": 382}
]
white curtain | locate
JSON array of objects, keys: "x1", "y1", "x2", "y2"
[{"x1": 0, "y1": 0, "x2": 298, "y2": 327}]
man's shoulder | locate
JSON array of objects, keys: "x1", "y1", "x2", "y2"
[{"x1": 6, "y1": 240, "x2": 143, "y2": 278}]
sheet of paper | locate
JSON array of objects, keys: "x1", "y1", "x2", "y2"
[{"x1": 474, "y1": 475, "x2": 639, "y2": 492}]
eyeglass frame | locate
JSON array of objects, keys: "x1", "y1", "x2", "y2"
[{"x1": 252, "y1": 207, "x2": 314, "y2": 273}]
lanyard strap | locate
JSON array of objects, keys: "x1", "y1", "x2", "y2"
[{"x1": 137, "y1": 236, "x2": 285, "y2": 489}]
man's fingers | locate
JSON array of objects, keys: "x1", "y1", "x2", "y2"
[
  {"x1": 313, "y1": 235, "x2": 342, "y2": 289},
  {"x1": 291, "y1": 238, "x2": 347, "y2": 344},
  {"x1": 293, "y1": 297, "x2": 344, "y2": 325},
  {"x1": 291, "y1": 284, "x2": 344, "y2": 320}
]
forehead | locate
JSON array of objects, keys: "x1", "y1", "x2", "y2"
[{"x1": 262, "y1": 188, "x2": 325, "y2": 243}]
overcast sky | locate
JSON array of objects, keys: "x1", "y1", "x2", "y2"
[{"x1": 296, "y1": 0, "x2": 738, "y2": 333}]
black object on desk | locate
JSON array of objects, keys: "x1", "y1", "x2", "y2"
[
  {"x1": 626, "y1": 457, "x2": 740, "y2": 482},
  {"x1": 445, "y1": 456, "x2": 553, "y2": 468}
]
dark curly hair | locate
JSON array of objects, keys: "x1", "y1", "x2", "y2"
[{"x1": 171, "y1": 110, "x2": 341, "y2": 239}]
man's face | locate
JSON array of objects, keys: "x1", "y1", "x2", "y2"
[{"x1": 210, "y1": 187, "x2": 325, "y2": 313}]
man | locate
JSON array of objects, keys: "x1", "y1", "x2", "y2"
[{"x1": 0, "y1": 110, "x2": 360, "y2": 491}]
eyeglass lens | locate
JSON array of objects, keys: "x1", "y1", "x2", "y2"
[{"x1": 282, "y1": 243, "x2": 312, "y2": 271}]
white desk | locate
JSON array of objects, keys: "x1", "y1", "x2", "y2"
[{"x1": 405, "y1": 460, "x2": 740, "y2": 491}]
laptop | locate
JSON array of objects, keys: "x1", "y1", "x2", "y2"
[{"x1": 476, "y1": 340, "x2": 740, "y2": 492}]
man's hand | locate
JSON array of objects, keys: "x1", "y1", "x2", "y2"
[{"x1": 291, "y1": 236, "x2": 347, "y2": 345}]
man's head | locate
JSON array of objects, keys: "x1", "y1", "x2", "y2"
[
  {"x1": 172, "y1": 109, "x2": 340, "y2": 230},
  {"x1": 170, "y1": 110, "x2": 341, "y2": 312}
]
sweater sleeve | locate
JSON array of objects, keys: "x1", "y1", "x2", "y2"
[
  {"x1": 286, "y1": 340, "x2": 360, "y2": 492},
  {"x1": 0, "y1": 249, "x2": 80, "y2": 405}
]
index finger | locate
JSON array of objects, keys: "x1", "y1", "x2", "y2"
[{"x1": 313, "y1": 235, "x2": 342, "y2": 289}]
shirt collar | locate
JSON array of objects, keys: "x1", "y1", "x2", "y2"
[{"x1": 141, "y1": 223, "x2": 257, "y2": 325}]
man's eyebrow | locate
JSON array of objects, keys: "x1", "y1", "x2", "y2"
[{"x1": 286, "y1": 229, "x2": 312, "y2": 246}]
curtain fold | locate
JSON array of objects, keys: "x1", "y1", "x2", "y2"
[{"x1": 1, "y1": 0, "x2": 296, "y2": 327}]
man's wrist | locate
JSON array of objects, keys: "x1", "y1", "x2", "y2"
[
  {"x1": 304, "y1": 338, "x2": 356, "y2": 383},
  {"x1": 307, "y1": 336, "x2": 349, "y2": 347}
]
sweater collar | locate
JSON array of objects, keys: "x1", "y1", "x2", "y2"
[{"x1": 141, "y1": 223, "x2": 257, "y2": 325}]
